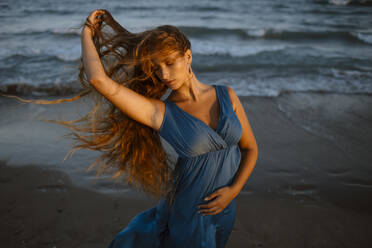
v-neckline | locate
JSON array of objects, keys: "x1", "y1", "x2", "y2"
[{"x1": 168, "y1": 84, "x2": 222, "y2": 133}]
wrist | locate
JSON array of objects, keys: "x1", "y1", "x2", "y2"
[
  {"x1": 228, "y1": 185, "x2": 241, "y2": 198},
  {"x1": 82, "y1": 26, "x2": 93, "y2": 37}
]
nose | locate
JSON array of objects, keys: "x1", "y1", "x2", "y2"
[{"x1": 156, "y1": 66, "x2": 170, "y2": 81}]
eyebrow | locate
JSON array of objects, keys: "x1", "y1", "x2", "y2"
[{"x1": 153, "y1": 57, "x2": 176, "y2": 66}]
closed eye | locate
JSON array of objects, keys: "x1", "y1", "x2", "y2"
[{"x1": 153, "y1": 59, "x2": 175, "y2": 71}]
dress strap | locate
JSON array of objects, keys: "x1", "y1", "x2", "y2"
[{"x1": 215, "y1": 84, "x2": 234, "y2": 114}]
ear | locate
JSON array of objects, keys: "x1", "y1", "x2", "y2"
[{"x1": 185, "y1": 49, "x2": 192, "y2": 65}]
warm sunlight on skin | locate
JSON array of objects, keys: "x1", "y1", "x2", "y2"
[
  {"x1": 81, "y1": 12, "x2": 258, "y2": 218},
  {"x1": 152, "y1": 50, "x2": 192, "y2": 90}
]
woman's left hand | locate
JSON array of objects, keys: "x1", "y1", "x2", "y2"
[{"x1": 197, "y1": 186, "x2": 238, "y2": 216}]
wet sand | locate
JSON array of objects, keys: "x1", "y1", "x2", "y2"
[
  {"x1": 1, "y1": 162, "x2": 371, "y2": 248},
  {"x1": 1, "y1": 91, "x2": 372, "y2": 247}
]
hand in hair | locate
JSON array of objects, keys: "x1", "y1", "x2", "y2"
[{"x1": 84, "y1": 9, "x2": 106, "y2": 35}]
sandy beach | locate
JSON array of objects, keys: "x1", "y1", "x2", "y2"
[
  {"x1": 1, "y1": 91, "x2": 372, "y2": 247},
  {"x1": 1, "y1": 0, "x2": 372, "y2": 246}
]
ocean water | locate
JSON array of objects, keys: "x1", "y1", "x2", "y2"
[
  {"x1": 0, "y1": 0, "x2": 371, "y2": 97},
  {"x1": 1, "y1": 0, "x2": 372, "y2": 201}
]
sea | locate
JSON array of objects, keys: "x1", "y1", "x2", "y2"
[
  {"x1": 0, "y1": 0, "x2": 371, "y2": 97},
  {"x1": 0, "y1": 0, "x2": 372, "y2": 200}
]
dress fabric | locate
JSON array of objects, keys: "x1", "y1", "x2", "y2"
[{"x1": 108, "y1": 84, "x2": 243, "y2": 248}]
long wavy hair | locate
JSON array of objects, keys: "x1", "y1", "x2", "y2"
[{"x1": 1, "y1": 10, "x2": 192, "y2": 204}]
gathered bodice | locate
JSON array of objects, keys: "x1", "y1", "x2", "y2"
[
  {"x1": 158, "y1": 84, "x2": 242, "y2": 158},
  {"x1": 108, "y1": 84, "x2": 244, "y2": 248}
]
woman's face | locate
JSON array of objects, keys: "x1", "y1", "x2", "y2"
[{"x1": 152, "y1": 49, "x2": 192, "y2": 90}]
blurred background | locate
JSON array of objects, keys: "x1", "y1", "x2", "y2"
[
  {"x1": 1, "y1": 0, "x2": 372, "y2": 247},
  {"x1": 1, "y1": 0, "x2": 371, "y2": 97},
  {"x1": 0, "y1": 0, "x2": 371, "y2": 205}
]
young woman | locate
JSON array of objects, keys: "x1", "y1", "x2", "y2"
[{"x1": 56, "y1": 8, "x2": 258, "y2": 248}]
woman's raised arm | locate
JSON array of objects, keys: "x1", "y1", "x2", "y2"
[{"x1": 81, "y1": 10, "x2": 164, "y2": 131}]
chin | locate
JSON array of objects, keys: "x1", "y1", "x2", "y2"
[{"x1": 167, "y1": 80, "x2": 180, "y2": 90}]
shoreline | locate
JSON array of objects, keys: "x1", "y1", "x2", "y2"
[{"x1": 1, "y1": 90, "x2": 372, "y2": 247}]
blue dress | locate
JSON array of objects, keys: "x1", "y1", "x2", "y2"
[{"x1": 108, "y1": 84, "x2": 242, "y2": 248}]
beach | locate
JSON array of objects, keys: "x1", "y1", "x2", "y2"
[
  {"x1": 1, "y1": 92, "x2": 371, "y2": 248},
  {"x1": 1, "y1": 0, "x2": 372, "y2": 246}
]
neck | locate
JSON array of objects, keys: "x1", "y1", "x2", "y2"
[{"x1": 171, "y1": 70, "x2": 208, "y2": 102}]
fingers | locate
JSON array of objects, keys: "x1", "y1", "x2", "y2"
[
  {"x1": 205, "y1": 209, "x2": 222, "y2": 215},
  {"x1": 198, "y1": 206, "x2": 219, "y2": 215},
  {"x1": 92, "y1": 9, "x2": 105, "y2": 15},
  {"x1": 93, "y1": 10, "x2": 105, "y2": 21},
  {"x1": 198, "y1": 206, "x2": 221, "y2": 216},
  {"x1": 88, "y1": 9, "x2": 105, "y2": 23},
  {"x1": 198, "y1": 205, "x2": 223, "y2": 216},
  {"x1": 204, "y1": 191, "x2": 219, "y2": 201},
  {"x1": 85, "y1": 10, "x2": 106, "y2": 35},
  {"x1": 198, "y1": 200, "x2": 221, "y2": 216},
  {"x1": 94, "y1": 10, "x2": 105, "y2": 18},
  {"x1": 198, "y1": 201, "x2": 217, "y2": 210}
]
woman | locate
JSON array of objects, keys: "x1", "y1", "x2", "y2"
[
  {"x1": 81, "y1": 9, "x2": 258, "y2": 248},
  {"x1": 0, "y1": 8, "x2": 257, "y2": 248}
]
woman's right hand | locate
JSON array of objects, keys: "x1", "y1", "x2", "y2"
[
  {"x1": 87, "y1": 9, "x2": 105, "y2": 26},
  {"x1": 84, "y1": 9, "x2": 106, "y2": 36}
]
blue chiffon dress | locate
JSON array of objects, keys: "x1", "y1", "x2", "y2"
[{"x1": 108, "y1": 84, "x2": 242, "y2": 248}]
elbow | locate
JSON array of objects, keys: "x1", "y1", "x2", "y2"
[
  {"x1": 89, "y1": 76, "x2": 105, "y2": 86},
  {"x1": 89, "y1": 77, "x2": 100, "y2": 86},
  {"x1": 241, "y1": 145, "x2": 258, "y2": 157}
]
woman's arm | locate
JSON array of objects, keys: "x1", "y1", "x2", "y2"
[
  {"x1": 197, "y1": 87, "x2": 258, "y2": 216},
  {"x1": 81, "y1": 10, "x2": 164, "y2": 130},
  {"x1": 226, "y1": 86, "x2": 258, "y2": 197}
]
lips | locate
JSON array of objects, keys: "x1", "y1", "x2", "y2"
[{"x1": 164, "y1": 80, "x2": 175, "y2": 84}]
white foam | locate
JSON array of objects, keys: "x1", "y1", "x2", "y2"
[
  {"x1": 245, "y1": 28, "x2": 284, "y2": 38},
  {"x1": 0, "y1": 42, "x2": 81, "y2": 62},
  {"x1": 352, "y1": 31, "x2": 372, "y2": 45},
  {"x1": 246, "y1": 28, "x2": 269, "y2": 38},
  {"x1": 329, "y1": 0, "x2": 351, "y2": 5},
  {"x1": 190, "y1": 38, "x2": 286, "y2": 57}
]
